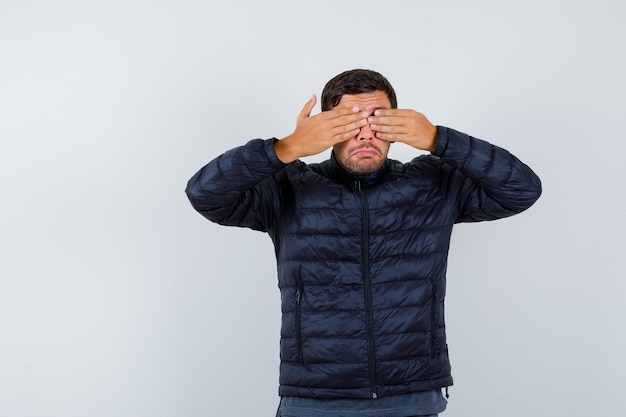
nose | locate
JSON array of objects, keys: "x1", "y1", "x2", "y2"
[{"x1": 359, "y1": 122, "x2": 373, "y2": 140}]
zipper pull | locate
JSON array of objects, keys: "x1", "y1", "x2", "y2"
[{"x1": 296, "y1": 289, "x2": 302, "y2": 303}]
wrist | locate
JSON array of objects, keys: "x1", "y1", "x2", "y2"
[
  {"x1": 427, "y1": 125, "x2": 439, "y2": 152},
  {"x1": 274, "y1": 135, "x2": 300, "y2": 163},
  {"x1": 431, "y1": 126, "x2": 448, "y2": 156}
]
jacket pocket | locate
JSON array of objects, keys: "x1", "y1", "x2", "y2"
[
  {"x1": 430, "y1": 282, "x2": 441, "y2": 353},
  {"x1": 295, "y1": 287, "x2": 304, "y2": 363}
]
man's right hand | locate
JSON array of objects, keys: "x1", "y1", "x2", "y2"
[{"x1": 274, "y1": 95, "x2": 369, "y2": 163}]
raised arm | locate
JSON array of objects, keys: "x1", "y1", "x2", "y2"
[
  {"x1": 185, "y1": 138, "x2": 286, "y2": 232},
  {"x1": 274, "y1": 94, "x2": 369, "y2": 163},
  {"x1": 368, "y1": 109, "x2": 541, "y2": 221},
  {"x1": 432, "y1": 126, "x2": 542, "y2": 222},
  {"x1": 186, "y1": 95, "x2": 371, "y2": 231}
]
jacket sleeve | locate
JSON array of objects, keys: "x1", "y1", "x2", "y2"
[
  {"x1": 185, "y1": 138, "x2": 287, "y2": 232},
  {"x1": 432, "y1": 126, "x2": 542, "y2": 223}
]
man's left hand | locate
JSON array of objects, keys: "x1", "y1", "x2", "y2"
[{"x1": 368, "y1": 109, "x2": 438, "y2": 152}]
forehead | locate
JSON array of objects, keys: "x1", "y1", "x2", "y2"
[{"x1": 336, "y1": 90, "x2": 391, "y2": 111}]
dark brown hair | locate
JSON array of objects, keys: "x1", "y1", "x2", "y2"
[{"x1": 321, "y1": 69, "x2": 397, "y2": 111}]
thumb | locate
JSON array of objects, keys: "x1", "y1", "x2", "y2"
[{"x1": 298, "y1": 94, "x2": 317, "y2": 120}]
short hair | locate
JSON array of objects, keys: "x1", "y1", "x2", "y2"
[{"x1": 321, "y1": 69, "x2": 398, "y2": 111}]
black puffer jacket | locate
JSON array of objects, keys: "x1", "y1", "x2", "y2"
[{"x1": 186, "y1": 127, "x2": 541, "y2": 399}]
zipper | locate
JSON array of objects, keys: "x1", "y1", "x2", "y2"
[
  {"x1": 356, "y1": 178, "x2": 378, "y2": 399},
  {"x1": 295, "y1": 287, "x2": 304, "y2": 363},
  {"x1": 431, "y1": 282, "x2": 438, "y2": 353}
]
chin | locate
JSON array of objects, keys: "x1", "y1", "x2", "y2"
[{"x1": 349, "y1": 159, "x2": 384, "y2": 175}]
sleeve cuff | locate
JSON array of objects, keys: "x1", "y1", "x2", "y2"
[
  {"x1": 431, "y1": 126, "x2": 449, "y2": 157},
  {"x1": 265, "y1": 138, "x2": 289, "y2": 169}
]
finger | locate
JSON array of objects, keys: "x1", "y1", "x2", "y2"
[
  {"x1": 335, "y1": 127, "x2": 361, "y2": 142},
  {"x1": 375, "y1": 131, "x2": 401, "y2": 142},
  {"x1": 368, "y1": 117, "x2": 402, "y2": 129},
  {"x1": 298, "y1": 94, "x2": 317, "y2": 120},
  {"x1": 326, "y1": 122, "x2": 363, "y2": 142},
  {"x1": 370, "y1": 108, "x2": 418, "y2": 126},
  {"x1": 331, "y1": 111, "x2": 369, "y2": 132},
  {"x1": 373, "y1": 108, "x2": 408, "y2": 117},
  {"x1": 331, "y1": 118, "x2": 367, "y2": 138},
  {"x1": 370, "y1": 122, "x2": 407, "y2": 135},
  {"x1": 368, "y1": 111, "x2": 413, "y2": 125},
  {"x1": 328, "y1": 106, "x2": 365, "y2": 122}
]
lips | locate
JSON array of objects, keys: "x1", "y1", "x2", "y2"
[{"x1": 351, "y1": 146, "x2": 381, "y2": 157}]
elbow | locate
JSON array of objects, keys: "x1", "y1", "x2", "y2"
[
  {"x1": 184, "y1": 173, "x2": 220, "y2": 219},
  {"x1": 185, "y1": 178, "x2": 203, "y2": 211},
  {"x1": 516, "y1": 172, "x2": 542, "y2": 213},
  {"x1": 528, "y1": 171, "x2": 543, "y2": 205}
]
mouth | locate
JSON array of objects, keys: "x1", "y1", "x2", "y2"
[{"x1": 351, "y1": 146, "x2": 381, "y2": 158}]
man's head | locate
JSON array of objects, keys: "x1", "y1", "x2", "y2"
[
  {"x1": 321, "y1": 69, "x2": 397, "y2": 112},
  {"x1": 322, "y1": 69, "x2": 396, "y2": 175}
]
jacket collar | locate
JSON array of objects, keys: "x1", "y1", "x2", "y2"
[{"x1": 329, "y1": 151, "x2": 389, "y2": 190}]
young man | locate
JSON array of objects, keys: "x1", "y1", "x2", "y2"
[{"x1": 186, "y1": 69, "x2": 541, "y2": 417}]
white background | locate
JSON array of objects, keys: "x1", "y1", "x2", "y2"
[{"x1": 1, "y1": 1, "x2": 624, "y2": 416}]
